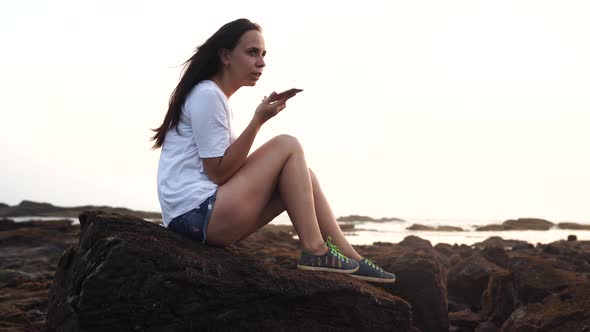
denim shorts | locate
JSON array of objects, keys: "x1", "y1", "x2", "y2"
[{"x1": 168, "y1": 191, "x2": 217, "y2": 244}]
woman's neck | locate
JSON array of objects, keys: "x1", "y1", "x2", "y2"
[{"x1": 210, "y1": 73, "x2": 238, "y2": 99}]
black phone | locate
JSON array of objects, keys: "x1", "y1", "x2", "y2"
[{"x1": 270, "y1": 88, "x2": 303, "y2": 102}]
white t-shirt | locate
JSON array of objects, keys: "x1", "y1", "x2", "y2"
[{"x1": 157, "y1": 80, "x2": 237, "y2": 227}]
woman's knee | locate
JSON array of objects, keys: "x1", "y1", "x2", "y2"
[
  {"x1": 271, "y1": 134, "x2": 304, "y2": 153},
  {"x1": 308, "y1": 168, "x2": 319, "y2": 184}
]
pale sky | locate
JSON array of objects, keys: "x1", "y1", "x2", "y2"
[{"x1": 1, "y1": 0, "x2": 589, "y2": 222}]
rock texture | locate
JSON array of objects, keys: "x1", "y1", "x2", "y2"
[
  {"x1": 407, "y1": 224, "x2": 464, "y2": 231},
  {"x1": 0, "y1": 200, "x2": 161, "y2": 219},
  {"x1": 439, "y1": 239, "x2": 590, "y2": 331},
  {"x1": 0, "y1": 218, "x2": 79, "y2": 332},
  {"x1": 356, "y1": 236, "x2": 450, "y2": 332},
  {"x1": 476, "y1": 218, "x2": 554, "y2": 231},
  {"x1": 558, "y1": 222, "x2": 590, "y2": 230},
  {"x1": 46, "y1": 211, "x2": 413, "y2": 332},
  {"x1": 3, "y1": 210, "x2": 590, "y2": 332}
]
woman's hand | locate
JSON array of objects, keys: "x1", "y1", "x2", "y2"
[{"x1": 253, "y1": 91, "x2": 295, "y2": 126}]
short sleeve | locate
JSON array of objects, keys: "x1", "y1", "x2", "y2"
[{"x1": 186, "y1": 90, "x2": 230, "y2": 158}]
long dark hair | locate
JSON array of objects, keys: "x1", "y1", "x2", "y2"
[{"x1": 150, "y1": 18, "x2": 262, "y2": 149}]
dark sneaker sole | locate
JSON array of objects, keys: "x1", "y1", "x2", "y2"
[
  {"x1": 297, "y1": 264, "x2": 359, "y2": 274},
  {"x1": 350, "y1": 274, "x2": 396, "y2": 283}
]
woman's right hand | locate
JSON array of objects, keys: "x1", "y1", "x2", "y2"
[{"x1": 253, "y1": 91, "x2": 294, "y2": 126}]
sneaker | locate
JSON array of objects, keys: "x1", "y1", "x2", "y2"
[
  {"x1": 297, "y1": 236, "x2": 359, "y2": 274},
  {"x1": 350, "y1": 257, "x2": 396, "y2": 283}
]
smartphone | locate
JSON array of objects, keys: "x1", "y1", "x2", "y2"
[{"x1": 269, "y1": 88, "x2": 303, "y2": 102}]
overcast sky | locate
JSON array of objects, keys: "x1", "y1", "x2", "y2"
[{"x1": 1, "y1": 0, "x2": 589, "y2": 221}]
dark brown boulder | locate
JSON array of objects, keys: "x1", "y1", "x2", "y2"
[
  {"x1": 557, "y1": 222, "x2": 590, "y2": 230},
  {"x1": 448, "y1": 255, "x2": 509, "y2": 311},
  {"x1": 539, "y1": 240, "x2": 590, "y2": 273},
  {"x1": 357, "y1": 242, "x2": 449, "y2": 332},
  {"x1": 480, "y1": 246, "x2": 510, "y2": 269},
  {"x1": 0, "y1": 219, "x2": 79, "y2": 331},
  {"x1": 46, "y1": 211, "x2": 414, "y2": 332},
  {"x1": 472, "y1": 237, "x2": 529, "y2": 250},
  {"x1": 480, "y1": 267, "x2": 516, "y2": 325},
  {"x1": 406, "y1": 224, "x2": 463, "y2": 231},
  {"x1": 475, "y1": 321, "x2": 498, "y2": 332},
  {"x1": 476, "y1": 218, "x2": 554, "y2": 231},
  {"x1": 398, "y1": 235, "x2": 434, "y2": 251},
  {"x1": 503, "y1": 218, "x2": 554, "y2": 230},
  {"x1": 509, "y1": 254, "x2": 584, "y2": 305},
  {"x1": 501, "y1": 284, "x2": 590, "y2": 331},
  {"x1": 448, "y1": 309, "x2": 482, "y2": 330}
]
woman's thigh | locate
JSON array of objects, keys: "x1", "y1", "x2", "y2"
[{"x1": 206, "y1": 135, "x2": 300, "y2": 246}]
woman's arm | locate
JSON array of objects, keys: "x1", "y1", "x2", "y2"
[
  {"x1": 203, "y1": 91, "x2": 294, "y2": 185},
  {"x1": 202, "y1": 118, "x2": 261, "y2": 185}
]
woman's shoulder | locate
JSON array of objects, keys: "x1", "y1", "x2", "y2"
[
  {"x1": 183, "y1": 80, "x2": 228, "y2": 115},
  {"x1": 190, "y1": 80, "x2": 220, "y2": 96}
]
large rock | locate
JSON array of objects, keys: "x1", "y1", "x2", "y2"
[
  {"x1": 476, "y1": 218, "x2": 554, "y2": 231},
  {"x1": 46, "y1": 211, "x2": 414, "y2": 332},
  {"x1": 357, "y1": 238, "x2": 449, "y2": 332},
  {"x1": 557, "y1": 222, "x2": 590, "y2": 230},
  {"x1": 406, "y1": 224, "x2": 463, "y2": 232},
  {"x1": 508, "y1": 254, "x2": 583, "y2": 305},
  {"x1": 448, "y1": 255, "x2": 509, "y2": 311},
  {"x1": 539, "y1": 240, "x2": 590, "y2": 273},
  {"x1": 0, "y1": 218, "x2": 80, "y2": 331},
  {"x1": 472, "y1": 237, "x2": 530, "y2": 250},
  {"x1": 501, "y1": 284, "x2": 590, "y2": 331}
]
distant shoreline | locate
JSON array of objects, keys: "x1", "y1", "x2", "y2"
[{"x1": 0, "y1": 200, "x2": 161, "y2": 220}]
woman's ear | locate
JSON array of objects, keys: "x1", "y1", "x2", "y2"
[{"x1": 218, "y1": 48, "x2": 231, "y2": 66}]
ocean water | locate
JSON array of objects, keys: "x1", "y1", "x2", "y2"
[
  {"x1": 269, "y1": 213, "x2": 590, "y2": 246},
  {"x1": 11, "y1": 214, "x2": 590, "y2": 246}
]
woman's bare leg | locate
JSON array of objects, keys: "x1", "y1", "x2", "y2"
[
  {"x1": 206, "y1": 135, "x2": 326, "y2": 254},
  {"x1": 234, "y1": 168, "x2": 363, "y2": 261},
  {"x1": 308, "y1": 169, "x2": 363, "y2": 261}
]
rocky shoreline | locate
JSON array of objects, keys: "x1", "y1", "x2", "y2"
[
  {"x1": 0, "y1": 201, "x2": 161, "y2": 220},
  {"x1": 1, "y1": 214, "x2": 590, "y2": 331}
]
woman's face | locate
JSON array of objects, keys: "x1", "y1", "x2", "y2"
[{"x1": 224, "y1": 30, "x2": 266, "y2": 87}]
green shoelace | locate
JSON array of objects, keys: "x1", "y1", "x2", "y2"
[
  {"x1": 363, "y1": 258, "x2": 385, "y2": 272},
  {"x1": 326, "y1": 236, "x2": 349, "y2": 263}
]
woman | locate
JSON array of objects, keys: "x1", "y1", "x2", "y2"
[{"x1": 152, "y1": 18, "x2": 395, "y2": 283}]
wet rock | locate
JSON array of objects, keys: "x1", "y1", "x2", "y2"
[
  {"x1": 453, "y1": 244, "x2": 475, "y2": 258},
  {"x1": 472, "y1": 237, "x2": 529, "y2": 250},
  {"x1": 434, "y1": 243, "x2": 454, "y2": 257},
  {"x1": 481, "y1": 268, "x2": 516, "y2": 326},
  {"x1": 476, "y1": 218, "x2": 554, "y2": 231},
  {"x1": 480, "y1": 246, "x2": 509, "y2": 269},
  {"x1": 398, "y1": 235, "x2": 433, "y2": 251},
  {"x1": 537, "y1": 241, "x2": 590, "y2": 273},
  {"x1": 46, "y1": 211, "x2": 414, "y2": 332},
  {"x1": 375, "y1": 252, "x2": 448, "y2": 332},
  {"x1": 508, "y1": 254, "x2": 584, "y2": 305},
  {"x1": 0, "y1": 269, "x2": 35, "y2": 287},
  {"x1": 354, "y1": 240, "x2": 449, "y2": 332},
  {"x1": 558, "y1": 223, "x2": 590, "y2": 230},
  {"x1": 448, "y1": 309, "x2": 482, "y2": 330},
  {"x1": 448, "y1": 255, "x2": 509, "y2": 311},
  {"x1": 475, "y1": 321, "x2": 498, "y2": 332},
  {"x1": 501, "y1": 284, "x2": 590, "y2": 331},
  {"x1": 0, "y1": 218, "x2": 79, "y2": 331},
  {"x1": 406, "y1": 224, "x2": 463, "y2": 231}
]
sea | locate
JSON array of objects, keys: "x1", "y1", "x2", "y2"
[{"x1": 12, "y1": 213, "x2": 590, "y2": 247}]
